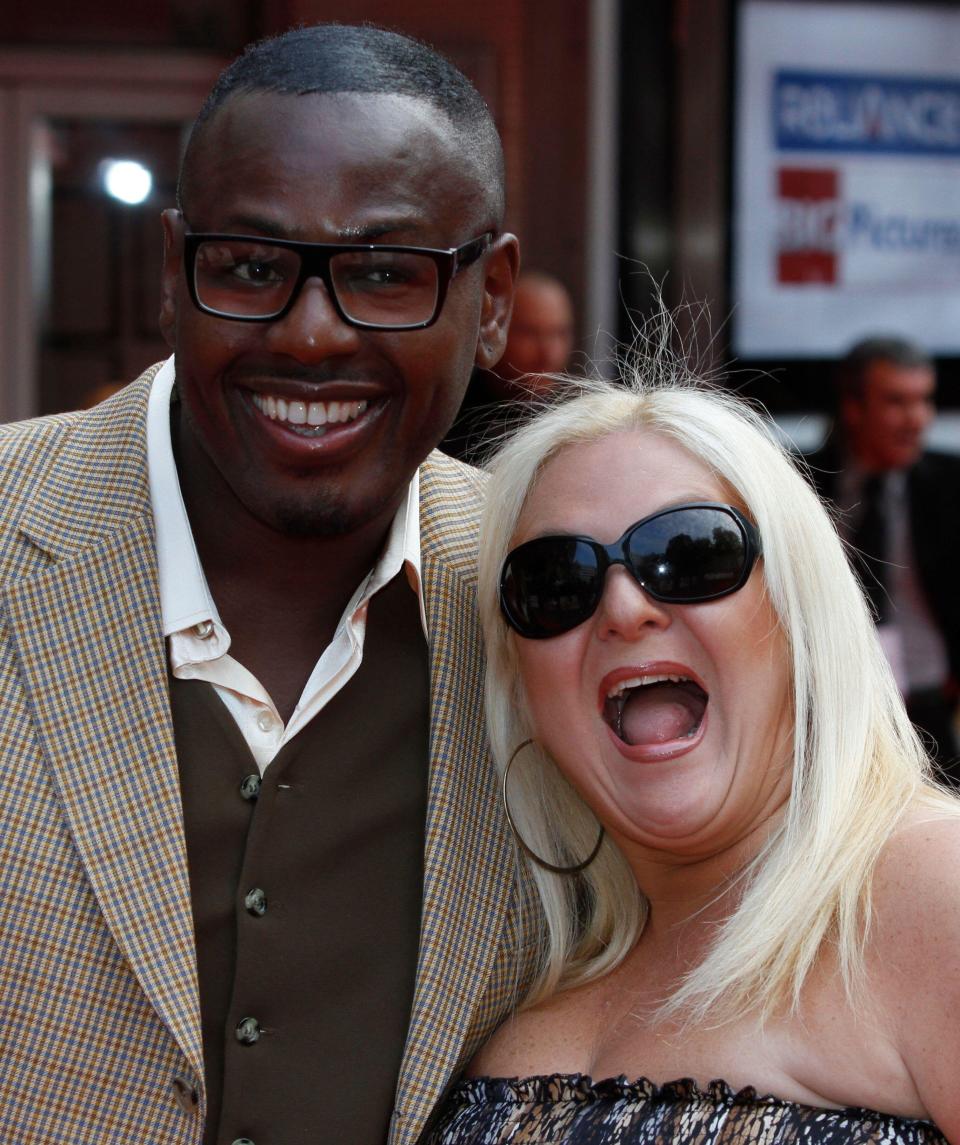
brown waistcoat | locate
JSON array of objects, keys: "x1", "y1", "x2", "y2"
[{"x1": 170, "y1": 573, "x2": 429, "y2": 1145}]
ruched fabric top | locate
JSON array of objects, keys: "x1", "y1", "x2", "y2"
[{"x1": 425, "y1": 1074, "x2": 949, "y2": 1144}]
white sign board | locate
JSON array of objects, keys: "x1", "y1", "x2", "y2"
[{"x1": 733, "y1": 1, "x2": 960, "y2": 357}]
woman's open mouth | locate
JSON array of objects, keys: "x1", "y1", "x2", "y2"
[{"x1": 602, "y1": 673, "x2": 708, "y2": 748}]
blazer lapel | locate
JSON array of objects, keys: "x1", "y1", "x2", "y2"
[
  {"x1": 2, "y1": 377, "x2": 202, "y2": 1080},
  {"x1": 391, "y1": 458, "x2": 517, "y2": 1144}
]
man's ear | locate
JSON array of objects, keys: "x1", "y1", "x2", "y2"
[
  {"x1": 159, "y1": 208, "x2": 184, "y2": 350},
  {"x1": 475, "y1": 233, "x2": 520, "y2": 369}
]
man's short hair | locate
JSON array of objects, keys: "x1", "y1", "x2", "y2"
[
  {"x1": 178, "y1": 23, "x2": 505, "y2": 226},
  {"x1": 839, "y1": 336, "x2": 934, "y2": 401}
]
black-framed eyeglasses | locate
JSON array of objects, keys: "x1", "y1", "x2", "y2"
[
  {"x1": 181, "y1": 223, "x2": 494, "y2": 330},
  {"x1": 499, "y1": 502, "x2": 763, "y2": 640}
]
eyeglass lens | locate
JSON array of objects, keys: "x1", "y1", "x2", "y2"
[
  {"x1": 193, "y1": 238, "x2": 441, "y2": 326},
  {"x1": 501, "y1": 506, "x2": 750, "y2": 638}
]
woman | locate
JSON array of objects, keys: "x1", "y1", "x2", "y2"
[{"x1": 426, "y1": 367, "x2": 960, "y2": 1143}]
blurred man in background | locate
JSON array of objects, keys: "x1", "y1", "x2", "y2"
[
  {"x1": 441, "y1": 269, "x2": 574, "y2": 465},
  {"x1": 807, "y1": 336, "x2": 960, "y2": 780},
  {"x1": 497, "y1": 270, "x2": 575, "y2": 393}
]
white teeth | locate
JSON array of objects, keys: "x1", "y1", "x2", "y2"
[
  {"x1": 307, "y1": 401, "x2": 327, "y2": 426},
  {"x1": 251, "y1": 393, "x2": 369, "y2": 429},
  {"x1": 606, "y1": 673, "x2": 688, "y2": 699}
]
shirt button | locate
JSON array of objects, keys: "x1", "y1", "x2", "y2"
[
  {"x1": 239, "y1": 774, "x2": 261, "y2": 801},
  {"x1": 171, "y1": 1075, "x2": 199, "y2": 1113},
  {"x1": 256, "y1": 710, "x2": 275, "y2": 733},
  {"x1": 235, "y1": 1016, "x2": 261, "y2": 1045},
  {"x1": 193, "y1": 620, "x2": 214, "y2": 639},
  {"x1": 244, "y1": 888, "x2": 267, "y2": 917}
]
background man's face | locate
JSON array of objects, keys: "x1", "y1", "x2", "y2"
[
  {"x1": 161, "y1": 90, "x2": 515, "y2": 537},
  {"x1": 497, "y1": 277, "x2": 574, "y2": 395},
  {"x1": 843, "y1": 359, "x2": 936, "y2": 471}
]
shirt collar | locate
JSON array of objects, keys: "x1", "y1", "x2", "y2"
[
  {"x1": 371, "y1": 466, "x2": 426, "y2": 635},
  {"x1": 147, "y1": 356, "x2": 221, "y2": 640},
  {"x1": 145, "y1": 355, "x2": 426, "y2": 648}
]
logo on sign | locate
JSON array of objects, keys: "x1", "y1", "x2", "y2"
[
  {"x1": 774, "y1": 69, "x2": 960, "y2": 156},
  {"x1": 776, "y1": 168, "x2": 840, "y2": 284}
]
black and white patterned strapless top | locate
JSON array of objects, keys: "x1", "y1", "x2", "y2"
[{"x1": 424, "y1": 1074, "x2": 948, "y2": 1144}]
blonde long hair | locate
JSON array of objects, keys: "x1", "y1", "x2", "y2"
[{"x1": 479, "y1": 361, "x2": 951, "y2": 1024}]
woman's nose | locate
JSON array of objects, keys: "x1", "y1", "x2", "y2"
[{"x1": 594, "y1": 565, "x2": 672, "y2": 640}]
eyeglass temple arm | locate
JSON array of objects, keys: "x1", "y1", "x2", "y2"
[
  {"x1": 744, "y1": 517, "x2": 763, "y2": 557},
  {"x1": 453, "y1": 232, "x2": 494, "y2": 272}
]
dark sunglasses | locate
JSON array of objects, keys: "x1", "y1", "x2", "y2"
[{"x1": 499, "y1": 502, "x2": 763, "y2": 639}]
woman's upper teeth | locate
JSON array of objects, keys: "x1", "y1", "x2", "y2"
[
  {"x1": 606, "y1": 673, "x2": 688, "y2": 699},
  {"x1": 252, "y1": 393, "x2": 368, "y2": 425}
]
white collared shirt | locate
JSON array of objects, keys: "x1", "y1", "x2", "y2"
[{"x1": 146, "y1": 357, "x2": 427, "y2": 774}]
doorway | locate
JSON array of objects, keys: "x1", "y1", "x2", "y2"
[{"x1": 0, "y1": 51, "x2": 223, "y2": 420}]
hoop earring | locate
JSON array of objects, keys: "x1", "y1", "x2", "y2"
[{"x1": 502, "y1": 739, "x2": 604, "y2": 876}]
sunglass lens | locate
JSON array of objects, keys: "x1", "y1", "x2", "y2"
[
  {"x1": 501, "y1": 538, "x2": 601, "y2": 637},
  {"x1": 626, "y1": 507, "x2": 747, "y2": 601}
]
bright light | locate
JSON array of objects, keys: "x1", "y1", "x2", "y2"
[{"x1": 101, "y1": 159, "x2": 153, "y2": 205}]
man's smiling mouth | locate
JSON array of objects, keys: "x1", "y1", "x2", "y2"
[
  {"x1": 602, "y1": 674, "x2": 709, "y2": 747},
  {"x1": 251, "y1": 392, "x2": 369, "y2": 437}
]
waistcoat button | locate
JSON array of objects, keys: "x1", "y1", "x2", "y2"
[
  {"x1": 244, "y1": 887, "x2": 267, "y2": 916},
  {"x1": 231, "y1": 1139, "x2": 256, "y2": 1145},
  {"x1": 235, "y1": 1016, "x2": 261, "y2": 1045},
  {"x1": 239, "y1": 773, "x2": 261, "y2": 801}
]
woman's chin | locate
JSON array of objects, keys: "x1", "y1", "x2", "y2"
[{"x1": 598, "y1": 752, "x2": 735, "y2": 851}]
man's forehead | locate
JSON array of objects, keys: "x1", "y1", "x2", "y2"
[
  {"x1": 184, "y1": 88, "x2": 490, "y2": 238},
  {"x1": 865, "y1": 360, "x2": 936, "y2": 396}
]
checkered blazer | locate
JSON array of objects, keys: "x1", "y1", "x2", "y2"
[{"x1": 0, "y1": 364, "x2": 539, "y2": 1144}]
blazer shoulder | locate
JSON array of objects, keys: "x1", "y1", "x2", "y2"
[
  {"x1": 0, "y1": 365, "x2": 157, "y2": 485},
  {"x1": 417, "y1": 450, "x2": 490, "y2": 583},
  {"x1": 421, "y1": 448, "x2": 489, "y2": 502},
  {"x1": 0, "y1": 406, "x2": 81, "y2": 469},
  {"x1": 0, "y1": 410, "x2": 85, "y2": 532},
  {"x1": 420, "y1": 450, "x2": 488, "y2": 526},
  {"x1": 0, "y1": 366, "x2": 158, "y2": 572}
]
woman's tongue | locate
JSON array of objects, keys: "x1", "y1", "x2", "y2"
[{"x1": 619, "y1": 682, "x2": 705, "y2": 746}]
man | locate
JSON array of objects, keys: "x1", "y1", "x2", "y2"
[
  {"x1": 0, "y1": 25, "x2": 537, "y2": 1145},
  {"x1": 807, "y1": 336, "x2": 960, "y2": 779},
  {"x1": 441, "y1": 269, "x2": 574, "y2": 464}
]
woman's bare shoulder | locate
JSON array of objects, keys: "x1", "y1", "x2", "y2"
[
  {"x1": 872, "y1": 791, "x2": 960, "y2": 916},
  {"x1": 869, "y1": 791, "x2": 960, "y2": 1138},
  {"x1": 870, "y1": 793, "x2": 960, "y2": 956}
]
